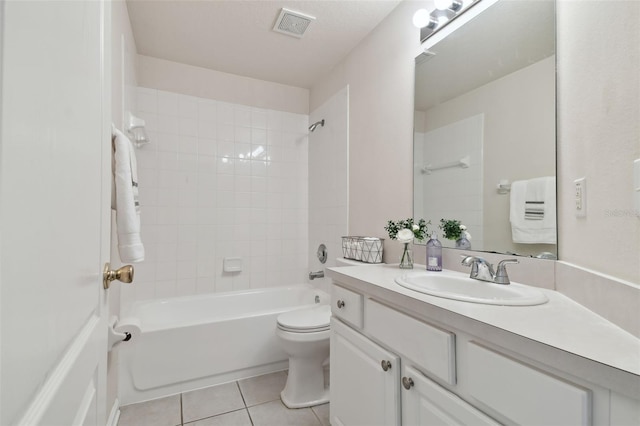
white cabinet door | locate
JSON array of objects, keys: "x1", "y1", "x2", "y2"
[
  {"x1": 330, "y1": 318, "x2": 401, "y2": 426},
  {"x1": 1, "y1": 0, "x2": 111, "y2": 424},
  {"x1": 611, "y1": 392, "x2": 640, "y2": 425},
  {"x1": 402, "y1": 365, "x2": 499, "y2": 426},
  {"x1": 467, "y1": 343, "x2": 590, "y2": 425}
]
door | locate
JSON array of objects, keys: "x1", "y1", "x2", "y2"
[
  {"x1": 401, "y1": 365, "x2": 499, "y2": 426},
  {"x1": 1, "y1": 1, "x2": 111, "y2": 425},
  {"x1": 330, "y1": 318, "x2": 400, "y2": 426}
]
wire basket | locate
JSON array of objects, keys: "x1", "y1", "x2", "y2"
[{"x1": 341, "y1": 237, "x2": 384, "y2": 264}]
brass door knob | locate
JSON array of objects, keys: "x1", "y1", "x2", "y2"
[{"x1": 103, "y1": 263, "x2": 134, "y2": 289}]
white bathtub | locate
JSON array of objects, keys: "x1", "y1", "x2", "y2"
[{"x1": 118, "y1": 284, "x2": 329, "y2": 404}]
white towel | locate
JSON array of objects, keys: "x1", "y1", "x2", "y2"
[
  {"x1": 112, "y1": 127, "x2": 145, "y2": 262},
  {"x1": 509, "y1": 177, "x2": 556, "y2": 244}
]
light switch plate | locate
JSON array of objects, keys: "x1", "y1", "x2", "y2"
[{"x1": 574, "y1": 177, "x2": 587, "y2": 217}]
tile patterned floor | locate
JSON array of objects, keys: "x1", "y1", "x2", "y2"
[{"x1": 118, "y1": 371, "x2": 330, "y2": 426}]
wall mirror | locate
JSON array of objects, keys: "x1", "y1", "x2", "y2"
[{"x1": 413, "y1": 0, "x2": 557, "y2": 258}]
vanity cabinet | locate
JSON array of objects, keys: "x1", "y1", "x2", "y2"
[
  {"x1": 366, "y1": 299, "x2": 456, "y2": 386},
  {"x1": 330, "y1": 318, "x2": 400, "y2": 426},
  {"x1": 331, "y1": 284, "x2": 364, "y2": 328},
  {"x1": 331, "y1": 284, "x2": 500, "y2": 426},
  {"x1": 329, "y1": 282, "x2": 616, "y2": 426},
  {"x1": 466, "y1": 342, "x2": 590, "y2": 425},
  {"x1": 401, "y1": 364, "x2": 499, "y2": 426}
]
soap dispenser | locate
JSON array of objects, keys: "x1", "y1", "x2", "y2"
[{"x1": 426, "y1": 232, "x2": 442, "y2": 271}]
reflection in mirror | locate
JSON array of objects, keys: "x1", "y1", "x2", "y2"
[{"x1": 413, "y1": 0, "x2": 557, "y2": 258}]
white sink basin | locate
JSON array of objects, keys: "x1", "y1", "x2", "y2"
[{"x1": 395, "y1": 271, "x2": 548, "y2": 306}]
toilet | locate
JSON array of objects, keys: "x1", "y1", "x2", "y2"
[{"x1": 276, "y1": 304, "x2": 331, "y2": 408}]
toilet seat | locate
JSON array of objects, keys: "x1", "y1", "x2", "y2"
[{"x1": 277, "y1": 305, "x2": 331, "y2": 333}]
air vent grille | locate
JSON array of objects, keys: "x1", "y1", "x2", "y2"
[{"x1": 273, "y1": 8, "x2": 315, "y2": 38}]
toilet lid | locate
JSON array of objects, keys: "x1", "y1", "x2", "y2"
[{"x1": 277, "y1": 305, "x2": 331, "y2": 332}]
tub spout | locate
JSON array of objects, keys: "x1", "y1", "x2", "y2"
[{"x1": 309, "y1": 270, "x2": 324, "y2": 280}]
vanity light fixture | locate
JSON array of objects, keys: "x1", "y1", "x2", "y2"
[
  {"x1": 432, "y1": 8, "x2": 456, "y2": 26},
  {"x1": 413, "y1": 0, "x2": 481, "y2": 42},
  {"x1": 434, "y1": 0, "x2": 463, "y2": 12}
]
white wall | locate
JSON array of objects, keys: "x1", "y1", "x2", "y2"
[
  {"x1": 557, "y1": 0, "x2": 639, "y2": 284},
  {"x1": 308, "y1": 86, "x2": 350, "y2": 294},
  {"x1": 137, "y1": 55, "x2": 309, "y2": 115},
  {"x1": 310, "y1": 0, "x2": 639, "y2": 331},
  {"x1": 310, "y1": 1, "x2": 417, "y2": 263}
]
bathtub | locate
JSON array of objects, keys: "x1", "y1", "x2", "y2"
[{"x1": 118, "y1": 284, "x2": 329, "y2": 405}]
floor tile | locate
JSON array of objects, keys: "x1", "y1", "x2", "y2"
[
  {"x1": 248, "y1": 400, "x2": 322, "y2": 426},
  {"x1": 312, "y1": 403, "x2": 330, "y2": 426},
  {"x1": 118, "y1": 394, "x2": 182, "y2": 426},
  {"x1": 238, "y1": 370, "x2": 287, "y2": 407},
  {"x1": 182, "y1": 382, "x2": 245, "y2": 423},
  {"x1": 184, "y1": 409, "x2": 252, "y2": 426}
]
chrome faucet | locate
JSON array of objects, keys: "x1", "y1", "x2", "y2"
[
  {"x1": 461, "y1": 256, "x2": 519, "y2": 285},
  {"x1": 309, "y1": 270, "x2": 324, "y2": 280},
  {"x1": 461, "y1": 256, "x2": 495, "y2": 282}
]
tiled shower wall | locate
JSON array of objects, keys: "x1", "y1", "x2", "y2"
[{"x1": 121, "y1": 87, "x2": 309, "y2": 313}]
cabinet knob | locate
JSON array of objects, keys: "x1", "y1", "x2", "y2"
[
  {"x1": 381, "y1": 360, "x2": 392, "y2": 371},
  {"x1": 402, "y1": 377, "x2": 414, "y2": 390},
  {"x1": 336, "y1": 300, "x2": 345, "y2": 309}
]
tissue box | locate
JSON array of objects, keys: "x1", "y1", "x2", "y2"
[{"x1": 341, "y1": 237, "x2": 384, "y2": 263}]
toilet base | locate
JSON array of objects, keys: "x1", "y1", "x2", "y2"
[
  {"x1": 279, "y1": 348, "x2": 330, "y2": 408},
  {"x1": 281, "y1": 387, "x2": 329, "y2": 409}
]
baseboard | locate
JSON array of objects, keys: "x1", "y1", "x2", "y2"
[{"x1": 106, "y1": 399, "x2": 120, "y2": 426}]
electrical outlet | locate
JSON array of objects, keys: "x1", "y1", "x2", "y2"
[{"x1": 574, "y1": 177, "x2": 587, "y2": 217}]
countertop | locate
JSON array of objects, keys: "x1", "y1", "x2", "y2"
[{"x1": 326, "y1": 263, "x2": 640, "y2": 384}]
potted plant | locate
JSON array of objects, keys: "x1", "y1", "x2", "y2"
[
  {"x1": 384, "y1": 218, "x2": 429, "y2": 269},
  {"x1": 439, "y1": 219, "x2": 471, "y2": 249}
]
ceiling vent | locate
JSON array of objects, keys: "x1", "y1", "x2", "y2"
[{"x1": 273, "y1": 8, "x2": 315, "y2": 38}]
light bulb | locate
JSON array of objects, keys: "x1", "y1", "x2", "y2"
[
  {"x1": 412, "y1": 9, "x2": 431, "y2": 28},
  {"x1": 434, "y1": 0, "x2": 453, "y2": 10},
  {"x1": 437, "y1": 14, "x2": 450, "y2": 25}
]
